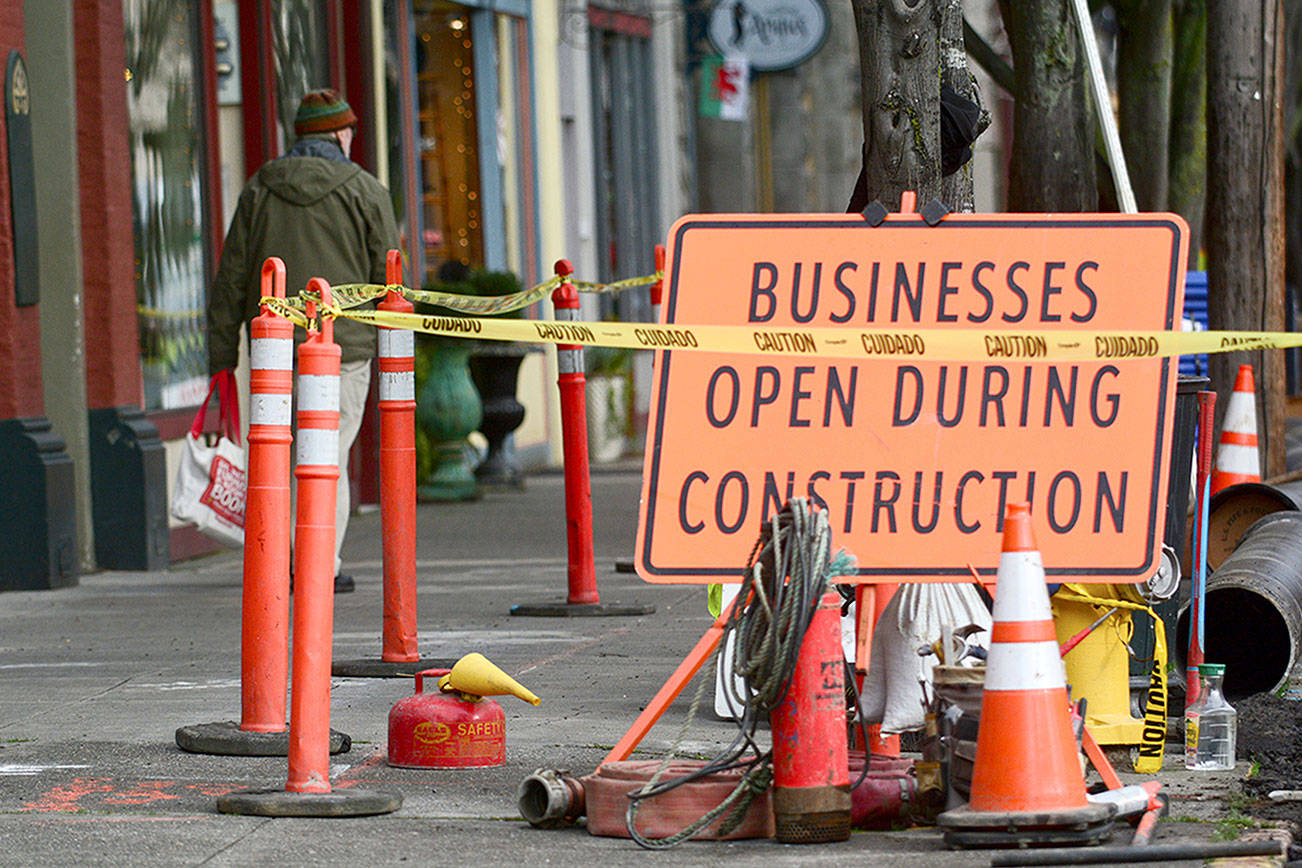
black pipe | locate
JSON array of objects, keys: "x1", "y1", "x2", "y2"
[{"x1": 989, "y1": 839, "x2": 1283, "y2": 866}]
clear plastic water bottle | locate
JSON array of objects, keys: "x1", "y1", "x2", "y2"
[{"x1": 1184, "y1": 663, "x2": 1236, "y2": 770}]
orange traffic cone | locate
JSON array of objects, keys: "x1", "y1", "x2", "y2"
[
  {"x1": 936, "y1": 503, "x2": 1113, "y2": 848},
  {"x1": 1210, "y1": 364, "x2": 1261, "y2": 495}
]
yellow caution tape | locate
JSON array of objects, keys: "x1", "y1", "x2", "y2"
[
  {"x1": 398, "y1": 277, "x2": 562, "y2": 315},
  {"x1": 260, "y1": 296, "x2": 313, "y2": 330},
  {"x1": 1055, "y1": 585, "x2": 1168, "y2": 775},
  {"x1": 569, "y1": 273, "x2": 662, "y2": 293},
  {"x1": 311, "y1": 304, "x2": 1302, "y2": 362},
  {"x1": 274, "y1": 270, "x2": 664, "y2": 319}
]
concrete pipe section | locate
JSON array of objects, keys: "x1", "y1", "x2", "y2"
[{"x1": 1177, "y1": 510, "x2": 1302, "y2": 701}]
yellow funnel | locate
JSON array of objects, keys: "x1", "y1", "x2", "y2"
[{"x1": 438, "y1": 653, "x2": 541, "y2": 705}]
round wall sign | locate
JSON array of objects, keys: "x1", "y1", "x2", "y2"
[{"x1": 706, "y1": 0, "x2": 829, "y2": 73}]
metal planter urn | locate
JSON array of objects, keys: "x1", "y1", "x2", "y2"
[
  {"x1": 469, "y1": 343, "x2": 530, "y2": 489},
  {"x1": 415, "y1": 338, "x2": 482, "y2": 502}
]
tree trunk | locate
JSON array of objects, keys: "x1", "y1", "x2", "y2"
[
  {"x1": 1205, "y1": 0, "x2": 1287, "y2": 477},
  {"x1": 850, "y1": 0, "x2": 943, "y2": 209},
  {"x1": 1114, "y1": 0, "x2": 1174, "y2": 212},
  {"x1": 1168, "y1": 0, "x2": 1207, "y2": 266},
  {"x1": 938, "y1": 0, "x2": 981, "y2": 212},
  {"x1": 997, "y1": 0, "x2": 1097, "y2": 211}
]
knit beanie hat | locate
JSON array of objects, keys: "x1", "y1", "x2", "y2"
[{"x1": 293, "y1": 89, "x2": 357, "y2": 136}]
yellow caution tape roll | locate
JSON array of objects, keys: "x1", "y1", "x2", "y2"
[{"x1": 1055, "y1": 586, "x2": 1168, "y2": 775}]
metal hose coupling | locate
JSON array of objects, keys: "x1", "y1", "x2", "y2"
[{"x1": 517, "y1": 768, "x2": 587, "y2": 828}]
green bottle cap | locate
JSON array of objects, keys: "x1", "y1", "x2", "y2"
[{"x1": 1198, "y1": 663, "x2": 1226, "y2": 676}]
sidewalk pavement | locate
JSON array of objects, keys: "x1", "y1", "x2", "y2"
[{"x1": 0, "y1": 468, "x2": 1274, "y2": 865}]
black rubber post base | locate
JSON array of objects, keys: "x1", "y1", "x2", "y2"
[
  {"x1": 331, "y1": 657, "x2": 458, "y2": 678},
  {"x1": 216, "y1": 787, "x2": 402, "y2": 818},
  {"x1": 509, "y1": 601, "x2": 656, "y2": 617},
  {"x1": 937, "y1": 803, "x2": 1114, "y2": 849},
  {"x1": 175, "y1": 721, "x2": 351, "y2": 757}
]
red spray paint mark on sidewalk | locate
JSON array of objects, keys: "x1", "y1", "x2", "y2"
[{"x1": 23, "y1": 778, "x2": 237, "y2": 812}]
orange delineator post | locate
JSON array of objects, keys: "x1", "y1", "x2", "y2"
[
  {"x1": 853, "y1": 582, "x2": 900, "y2": 755},
  {"x1": 241, "y1": 257, "x2": 293, "y2": 733},
  {"x1": 377, "y1": 250, "x2": 419, "y2": 663},
  {"x1": 552, "y1": 260, "x2": 599, "y2": 606},
  {"x1": 288, "y1": 278, "x2": 341, "y2": 794},
  {"x1": 650, "y1": 244, "x2": 665, "y2": 322}
]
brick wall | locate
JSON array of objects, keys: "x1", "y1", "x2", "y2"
[
  {"x1": 75, "y1": 0, "x2": 141, "y2": 410},
  {"x1": 0, "y1": 1, "x2": 40, "y2": 420}
]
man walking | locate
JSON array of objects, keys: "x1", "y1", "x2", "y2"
[{"x1": 208, "y1": 89, "x2": 401, "y2": 593}]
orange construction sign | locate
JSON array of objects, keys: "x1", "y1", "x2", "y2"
[{"x1": 635, "y1": 211, "x2": 1188, "y2": 584}]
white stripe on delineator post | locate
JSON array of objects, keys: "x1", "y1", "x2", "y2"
[
  {"x1": 983, "y1": 640, "x2": 1067, "y2": 691},
  {"x1": 250, "y1": 394, "x2": 292, "y2": 427},
  {"x1": 251, "y1": 337, "x2": 294, "y2": 371},
  {"x1": 296, "y1": 428, "x2": 339, "y2": 466},
  {"x1": 378, "y1": 370, "x2": 414, "y2": 402},
  {"x1": 297, "y1": 374, "x2": 340, "y2": 412},
  {"x1": 378, "y1": 329, "x2": 414, "y2": 359}
]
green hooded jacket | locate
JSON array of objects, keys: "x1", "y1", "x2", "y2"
[{"x1": 207, "y1": 137, "x2": 401, "y2": 375}]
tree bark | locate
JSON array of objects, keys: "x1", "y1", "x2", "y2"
[
  {"x1": 1113, "y1": 0, "x2": 1174, "y2": 212},
  {"x1": 938, "y1": 0, "x2": 983, "y2": 212},
  {"x1": 1205, "y1": 0, "x2": 1287, "y2": 477},
  {"x1": 1168, "y1": 0, "x2": 1206, "y2": 266},
  {"x1": 997, "y1": 0, "x2": 1097, "y2": 211},
  {"x1": 850, "y1": 0, "x2": 943, "y2": 209}
]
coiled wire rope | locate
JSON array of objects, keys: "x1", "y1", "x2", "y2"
[{"x1": 624, "y1": 499, "x2": 863, "y2": 849}]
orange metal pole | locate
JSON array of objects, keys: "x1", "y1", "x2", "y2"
[
  {"x1": 600, "y1": 597, "x2": 739, "y2": 767},
  {"x1": 287, "y1": 278, "x2": 341, "y2": 794},
  {"x1": 240, "y1": 257, "x2": 293, "y2": 733},
  {"x1": 377, "y1": 250, "x2": 419, "y2": 662},
  {"x1": 853, "y1": 583, "x2": 900, "y2": 755}
]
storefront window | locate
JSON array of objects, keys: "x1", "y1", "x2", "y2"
[
  {"x1": 123, "y1": 0, "x2": 211, "y2": 410},
  {"x1": 414, "y1": 0, "x2": 484, "y2": 280},
  {"x1": 273, "y1": 0, "x2": 330, "y2": 149}
]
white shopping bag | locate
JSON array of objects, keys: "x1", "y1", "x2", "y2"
[{"x1": 170, "y1": 370, "x2": 245, "y2": 548}]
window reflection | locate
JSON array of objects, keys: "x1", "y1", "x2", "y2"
[
  {"x1": 123, "y1": 0, "x2": 210, "y2": 410},
  {"x1": 273, "y1": 0, "x2": 329, "y2": 149},
  {"x1": 414, "y1": 0, "x2": 484, "y2": 280}
]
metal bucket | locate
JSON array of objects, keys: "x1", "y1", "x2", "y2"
[{"x1": 1177, "y1": 511, "x2": 1302, "y2": 700}]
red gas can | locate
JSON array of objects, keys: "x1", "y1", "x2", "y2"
[{"x1": 388, "y1": 669, "x2": 506, "y2": 768}]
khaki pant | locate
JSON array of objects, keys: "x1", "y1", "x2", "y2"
[{"x1": 289, "y1": 358, "x2": 371, "y2": 574}]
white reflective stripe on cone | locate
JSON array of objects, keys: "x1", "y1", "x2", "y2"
[
  {"x1": 379, "y1": 370, "x2": 414, "y2": 402},
  {"x1": 251, "y1": 337, "x2": 293, "y2": 371},
  {"x1": 1220, "y1": 395, "x2": 1257, "y2": 432},
  {"x1": 378, "y1": 329, "x2": 414, "y2": 359},
  {"x1": 298, "y1": 374, "x2": 340, "y2": 412},
  {"x1": 991, "y1": 551, "x2": 1053, "y2": 622},
  {"x1": 250, "y1": 393, "x2": 292, "y2": 427},
  {"x1": 1215, "y1": 443, "x2": 1260, "y2": 472},
  {"x1": 983, "y1": 640, "x2": 1067, "y2": 691},
  {"x1": 295, "y1": 427, "x2": 339, "y2": 467}
]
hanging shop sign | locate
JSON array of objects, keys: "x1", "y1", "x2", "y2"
[
  {"x1": 6, "y1": 50, "x2": 37, "y2": 307},
  {"x1": 635, "y1": 211, "x2": 1188, "y2": 585},
  {"x1": 706, "y1": 0, "x2": 829, "y2": 72}
]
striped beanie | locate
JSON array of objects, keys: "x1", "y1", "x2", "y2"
[{"x1": 293, "y1": 89, "x2": 357, "y2": 136}]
